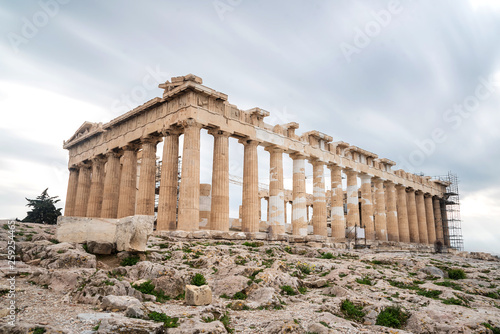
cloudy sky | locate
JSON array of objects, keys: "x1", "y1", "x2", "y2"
[{"x1": 1, "y1": 0, "x2": 499, "y2": 254}]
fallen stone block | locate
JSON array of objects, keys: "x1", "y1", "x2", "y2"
[{"x1": 185, "y1": 284, "x2": 212, "y2": 306}]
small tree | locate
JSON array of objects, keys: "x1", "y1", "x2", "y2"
[{"x1": 23, "y1": 188, "x2": 62, "y2": 225}]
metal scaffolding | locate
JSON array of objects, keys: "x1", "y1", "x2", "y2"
[{"x1": 436, "y1": 171, "x2": 464, "y2": 251}]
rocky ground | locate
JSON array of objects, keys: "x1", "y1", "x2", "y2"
[{"x1": 1, "y1": 221, "x2": 500, "y2": 334}]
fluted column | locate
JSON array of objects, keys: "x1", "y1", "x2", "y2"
[
  {"x1": 433, "y1": 196, "x2": 444, "y2": 244},
  {"x1": 117, "y1": 145, "x2": 138, "y2": 218},
  {"x1": 407, "y1": 188, "x2": 420, "y2": 243},
  {"x1": 178, "y1": 120, "x2": 202, "y2": 231},
  {"x1": 374, "y1": 178, "x2": 388, "y2": 241},
  {"x1": 415, "y1": 191, "x2": 428, "y2": 244},
  {"x1": 312, "y1": 160, "x2": 327, "y2": 236},
  {"x1": 384, "y1": 181, "x2": 399, "y2": 242},
  {"x1": 359, "y1": 174, "x2": 374, "y2": 240},
  {"x1": 87, "y1": 157, "x2": 106, "y2": 217},
  {"x1": 241, "y1": 139, "x2": 259, "y2": 233},
  {"x1": 424, "y1": 194, "x2": 437, "y2": 244},
  {"x1": 101, "y1": 151, "x2": 121, "y2": 218},
  {"x1": 329, "y1": 165, "x2": 345, "y2": 240},
  {"x1": 64, "y1": 167, "x2": 79, "y2": 216},
  {"x1": 345, "y1": 169, "x2": 360, "y2": 232},
  {"x1": 74, "y1": 162, "x2": 91, "y2": 217},
  {"x1": 136, "y1": 136, "x2": 161, "y2": 215},
  {"x1": 291, "y1": 154, "x2": 307, "y2": 236},
  {"x1": 209, "y1": 129, "x2": 230, "y2": 231},
  {"x1": 157, "y1": 129, "x2": 180, "y2": 231},
  {"x1": 441, "y1": 200, "x2": 450, "y2": 246},
  {"x1": 396, "y1": 185, "x2": 410, "y2": 243},
  {"x1": 266, "y1": 146, "x2": 285, "y2": 235}
]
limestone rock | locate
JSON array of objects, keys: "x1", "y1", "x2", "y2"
[
  {"x1": 419, "y1": 266, "x2": 445, "y2": 278},
  {"x1": 246, "y1": 287, "x2": 279, "y2": 309},
  {"x1": 152, "y1": 269, "x2": 186, "y2": 298},
  {"x1": 97, "y1": 315, "x2": 164, "y2": 334},
  {"x1": 115, "y1": 215, "x2": 154, "y2": 252},
  {"x1": 185, "y1": 285, "x2": 212, "y2": 306},
  {"x1": 101, "y1": 295, "x2": 142, "y2": 311},
  {"x1": 167, "y1": 317, "x2": 227, "y2": 334},
  {"x1": 211, "y1": 275, "x2": 249, "y2": 296},
  {"x1": 87, "y1": 241, "x2": 115, "y2": 255}
]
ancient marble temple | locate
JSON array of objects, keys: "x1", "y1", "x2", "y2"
[{"x1": 63, "y1": 74, "x2": 450, "y2": 246}]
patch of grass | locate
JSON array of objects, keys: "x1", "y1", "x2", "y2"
[
  {"x1": 49, "y1": 238, "x2": 59, "y2": 244},
  {"x1": 32, "y1": 327, "x2": 46, "y2": 334},
  {"x1": 148, "y1": 311, "x2": 179, "y2": 328},
  {"x1": 319, "y1": 321, "x2": 331, "y2": 328},
  {"x1": 298, "y1": 286, "x2": 307, "y2": 294},
  {"x1": 25, "y1": 235, "x2": 33, "y2": 241},
  {"x1": 174, "y1": 291, "x2": 185, "y2": 300},
  {"x1": 234, "y1": 255, "x2": 247, "y2": 266},
  {"x1": 339, "y1": 273, "x2": 348, "y2": 278},
  {"x1": 356, "y1": 276, "x2": 373, "y2": 286},
  {"x1": 340, "y1": 299, "x2": 365, "y2": 322},
  {"x1": 191, "y1": 273, "x2": 206, "y2": 286},
  {"x1": 280, "y1": 285, "x2": 297, "y2": 296},
  {"x1": 442, "y1": 297, "x2": 467, "y2": 306},
  {"x1": 220, "y1": 312, "x2": 234, "y2": 333},
  {"x1": 434, "y1": 280, "x2": 463, "y2": 291},
  {"x1": 320, "y1": 252, "x2": 335, "y2": 259},
  {"x1": 242, "y1": 241, "x2": 260, "y2": 248},
  {"x1": 417, "y1": 289, "x2": 442, "y2": 299},
  {"x1": 103, "y1": 280, "x2": 115, "y2": 286},
  {"x1": 284, "y1": 246, "x2": 293, "y2": 254},
  {"x1": 120, "y1": 255, "x2": 140, "y2": 267},
  {"x1": 158, "y1": 243, "x2": 169, "y2": 249},
  {"x1": 265, "y1": 248, "x2": 274, "y2": 256},
  {"x1": 132, "y1": 280, "x2": 170, "y2": 303},
  {"x1": 297, "y1": 262, "x2": 314, "y2": 275},
  {"x1": 2, "y1": 224, "x2": 9, "y2": 230},
  {"x1": 376, "y1": 306, "x2": 409, "y2": 329},
  {"x1": 233, "y1": 291, "x2": 247, "y2": 300},
  {"x1": 448, "y1": 268, "x2": 466, "y2": 280},
  {"x1": 483, "y1": 322, "x2": 500, "y2": 334},
  {"x1": 388, "y1": 280, "x2": 420, "y2": 291}
]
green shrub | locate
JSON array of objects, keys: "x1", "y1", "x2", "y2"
[
  {"x1": 220, "y1": 312, "x2": 234, "y2": 333},
  {"x1": 242, "y1": 241, "x2": 260, "y2": 247},
  {"x1": 340, "y1": 299, "x2": 365, "y2": 322},
  {"x1": 434, "y1": 280, "x2": 462, "y2": 291},
  {"x1": 233, "y1": 291, "x2": 247, "y2": 300},
  {"x1": 442, "y1": 297, "x2": 466, "y2": 306},
  {"x1": 298, "y1": 286, "x2": 307, "y2": 294},
  {"x1": 321, "y1": 252, "x2": 334, "y2": 259},
  {"x1": 148, "y1": 311, "x2": 179, "y2": 328},
  {"x1": 120, "y1": 255, "x2": 140, "y2": 266},
  {"x1": 448, "y1": 268, "x2": 466, "y2": 280},
  {"x1": 482, "y1": 322, "x2": 500, "y2": 334},
  {"x1": 376, "y1": 306, "x2": 409, "y2": 329},
  {"x1": 417, "y1": 289, "x2": 442, "y2": 299},
  {"x1": 356, "y1": 276, "x2": 373, "y2": 286},
  {"x1": 191, "y1": 273, "x2": 207, "y2": 286},
  {"x1": 132, "y1": 280, "x2": 169, "y2": 303},
  {"x1": 280, "y1": 285, "x2": 297, "y2": 296},
  {"x1": 33, "y1": 327, "x2": 46, "y2": 334}
]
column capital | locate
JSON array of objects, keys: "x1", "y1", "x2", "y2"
[
  {"x1": 308, "y1": 158, "x2": 325, "y2": 166},
  {"x1": 358, "y1": 173, "x2": 372, "y2": 181},
  {"x1": 344, "y1": 168, "x2": 358, "y2": 177},
  {"x1": 372, "y1": 177, "x2": 385, "y2": 184},
  {"x1": 105, "y1": 149, "x2": 122, "y2": 159},
  {"x1": 77, "y1": 161, "x2": 92, "y2": 169},
  {"x1": 181, "y1": 118, "x2": 203, "y2": 130},
  {"x1": 406, "y1": 187, "x2": 415, "y2": 193},
  {"x1": 423, "y1": 193, "x2": 433, "y2": 198},
  {"x1": 415, "y1": 189, "x2": 424, "y2": 195},
  {"x1": 140, "y1": 134, "x2": 163, "y2": 145},
  {"x1": 121, "y1": 142, "x2": 140, "y2": 151},
  {"x1": 264, "y1": 145, "x2": 284, "y2": 153},
  {"x1": 207, "y1": 128, "x2": 231, "y2": 138},
  {"x1": 68, "y1": 164, "x2": 79, "y2": 171},
  {"x1": 289, "y1": 152, "x2": 307, "y2": 160},
  {"x1": 383, "y1": 180, "x2": 395, "y2": 186},
  {"x1": 91, "y1": 155, "x2": 107, "y2": 165},
  {"x1": 327, "y1": 163, "x2": 341, "y2": 171},
  {"x1": 238, "y1": 138, "x2": 260, "y2": 147},
  {"x1": 395, "y1": 183, "x2": 406, "y2": 190},
  {"x1": 161, "y1": 126, "x2": 183, "y2": 137}
]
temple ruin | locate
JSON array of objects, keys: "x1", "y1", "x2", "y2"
[{"x1": 62, "y1": 74, "x2": 458, "y2": 248}]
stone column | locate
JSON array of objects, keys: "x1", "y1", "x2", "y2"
[
  {"x1": 291, "y1": 154, "x2": 307, "y2": 236},
  {"x1": 64, "y1": 167, "x2": 79, "y2": 216},
  {"x1": 178, "y1": 120, "x2": 202, "y2": 231},
  {"x1": 266, "y1": 146, "x2": 285, "y2": 235},
  {"x1": 241, "y1": 139, "x2": 259, "y2": 233},
  {"x1": 415, "y1": 191, "x2": 429, "y2": 244},
  {"x1": 73, "y1": 162, "x2": 91, "y2": 217},
  {"x1": 136, "y1": 136, "x2": 161, "y2": 215},
  {"x1": 329, "y1": 165, "x2": 345, "y2": 240},
  {"x1": 441, "y1": 200, "x2": 450, "y2": 246},
  {"x1": 373, "y1": 178, "x2": 388, "y2": 241},
  {"x1": 433, "y1": 196, "x2": 444, "y2": 244},
  {"x1": 345, "y1": 169, "x2": 360, "y2": 234},
  {"x1": 396, "y1": 185, "x2": 410, "y2": 243},
  {"x1": 157, "y1": 129, "x2": 180, "y2": 231},
  {"x1": 209, "y1": 129, "x2": 230, "y2": 231},
  {"x1": 116, "y1": 145, "x2": 138, "y2": 218},
  {"x1": 86, "y1": 157, "x2": 106, "y2": 217},
  {"x1": 101, "y1": 151, "x2": 121, "y2": 218},
  {"x1": 312, "y1": 160, "x2": 327, "y2": 236},
  {"x1": 266, "y1": 198, "x2": 270, "y2": 222},
  {"x1": 424, "y1": 194, "x2": 437, "y2": 244},
  {"x1": 406, "y1": 188, "x2": 420, "y2": 243},
  {"x1": 384, "y1": 181, "x2": 399, "y2": 242},
  {"x1": 359, "y1": 174, "x2": 374, "y2": 240}
]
